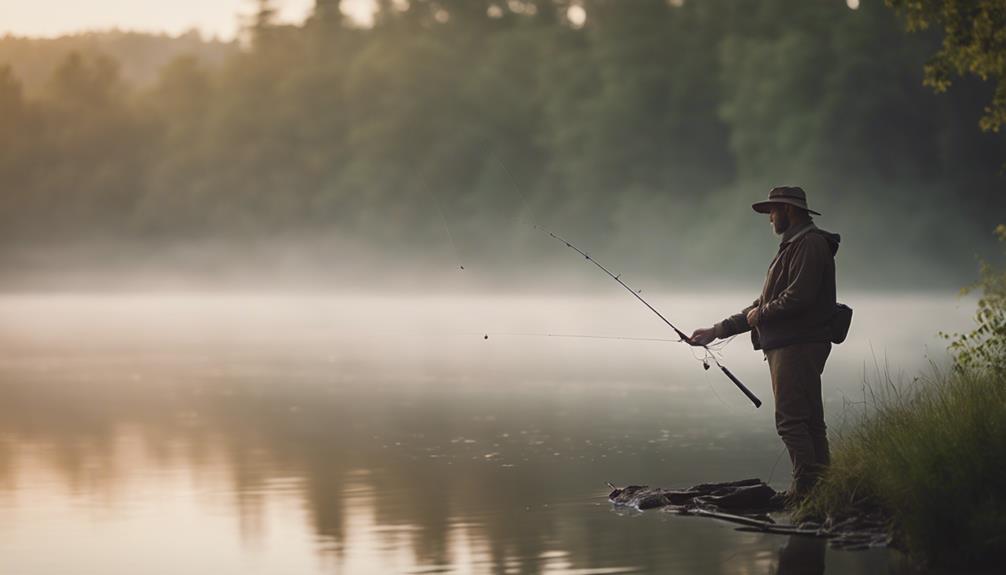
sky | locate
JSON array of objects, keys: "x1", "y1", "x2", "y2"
[
  {"x1": 0, "y1": 0, "x2": 375, "y2": 41},
  {"x1": 0, "y1": 1, "x2": 863, "y2": 40}
]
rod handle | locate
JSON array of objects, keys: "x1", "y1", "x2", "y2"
[{"x1": 719, "y1": 365, "x2": 762, "y2": 408}]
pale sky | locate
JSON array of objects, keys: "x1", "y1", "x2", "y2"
[{"x1": 0, "y1": 0, "x2": 375, "y2": 41}]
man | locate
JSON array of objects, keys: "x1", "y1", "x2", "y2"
[{"x1": 690, "y1": 186, "x2": 841, "y2": 501}]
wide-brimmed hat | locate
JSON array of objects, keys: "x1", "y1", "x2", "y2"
[{"x1": 752, "y1": 186, "x2": 821, "y2": 216}]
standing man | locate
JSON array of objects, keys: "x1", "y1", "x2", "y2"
[{"x1": 690, "y1": 186, "x2": 841, "y2": 501}]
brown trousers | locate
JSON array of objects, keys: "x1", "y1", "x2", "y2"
[{"x1": 765, "y1": 342, "x2": 831, "y2": 494}]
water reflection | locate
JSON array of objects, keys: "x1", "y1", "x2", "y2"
[
  {"x1": 0, "y1": 380, "x2": 654, "y2": 573},
  {"x1": 775, "y1": 536, "x2": 826, "y2": 575},
  {"x1": 0, "y1": 294, "x2": 959, "y2": 574}
]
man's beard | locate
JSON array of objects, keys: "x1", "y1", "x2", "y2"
[{"x1": 772, "y1": 212, "x2": 790, "y2": 235}]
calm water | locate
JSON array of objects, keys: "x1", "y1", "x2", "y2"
[{"x1": 0, "y1": 293, "x2": 973, "y2": 574}]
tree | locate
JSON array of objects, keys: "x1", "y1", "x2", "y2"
[
  {"x1": 313, "y1": 0, "x2": 343, "y2": 24},
  {"x1": 246, "y1": 0, "x2": 279, "y2": 48},
  {"x1": 45, "y1": 51, "x2": 123, "y2": 111},
  {"x1": 0, "y1": 65, "x2": 25, "y2": 133},
  {"x1": 0, "y1": 65, "x2": 34, "y2": 228},
  {"x1": 38, "y1": 52, "x2": 153, "y2": 237},
  {"x1": 886, "y1": 0, "x2": 1006, "y2": 133}
]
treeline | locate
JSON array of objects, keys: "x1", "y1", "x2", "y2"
[
  {"x1": 0, "y1": 30, "x2": 235, "y2": 95},
  {"x1": 0, "y1": 0, "x2": 1003, "y2": 287}
]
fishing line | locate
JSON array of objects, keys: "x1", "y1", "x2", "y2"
[
  {"x1": 700, "y1": 366, "x2": 730, "y2": 409},
  {"x1": 546, "y1": 333, "x2": 676, "y2": 343},
  {"x1": 486, "y1": 332, "x2": 680, "y2": 343},
  {"x1": 767, "y1": 445, "x2": 788, "y2": 486},
  {"x1": 413, "y1": 165, "x2": 466, "y2": 272},
  {"x1": 433, "y1": 193, "x2": 465, "y2": 271},
  {"x1": 497, "y1": 157, "x2": 540, "y2": 230}
]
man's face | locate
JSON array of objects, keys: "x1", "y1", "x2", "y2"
[{"x1": 769, "y1": 204, "x2": 790, "y2": 235}]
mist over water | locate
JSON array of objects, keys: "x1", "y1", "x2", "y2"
[{"x1": 0, "y1": 292, "x2": 973, "y2": 574}]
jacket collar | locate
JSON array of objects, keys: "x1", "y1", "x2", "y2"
[{"x1": 780, "y1": 221, "x2": 816, "y2": 246}]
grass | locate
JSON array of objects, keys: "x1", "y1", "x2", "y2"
[{"x1": 797, "y1": 364, "x2": 1006, "y2": 567}]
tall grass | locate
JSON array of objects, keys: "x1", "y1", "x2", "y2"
[{"x1": 798, "y1": 365, "x2": 1006, "y2": 566}]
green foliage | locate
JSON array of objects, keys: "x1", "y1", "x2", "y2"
[
  {"x1": 799, "y1": 365, "x2": 1006, "y2": 566},
  {"x1": 0, "y1": 1, "x2": 1004, "y2": 284},
  {"x1": 886, "y1": 0, "x2": 1006, "y2": 132},
  {"x1": 945, "y1": 224, "x2": 1006, "y2": 376}
]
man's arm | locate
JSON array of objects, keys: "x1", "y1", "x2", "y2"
[
  {"x1": 758, "y1": 234, "x2": 828, "y2": 322},
  {"x1": 716, "y1": 298, "x2": 760, "y2": 337},
  {"x1": 691, "y1": 298, "x2": 759, "y2": 345}
]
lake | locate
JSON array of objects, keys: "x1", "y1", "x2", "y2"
[{"x1": 0, "y1": 292, "x2": 973, "y2": 574}]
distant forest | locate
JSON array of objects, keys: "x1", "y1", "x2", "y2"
[
  {"x1": 0, "y1": 0, "x2": 1003, "y2": 289},
  {"x1": 0, "y1": 30, "x2": 235, "y2": 95}
]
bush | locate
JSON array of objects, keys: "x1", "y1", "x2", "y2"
[
  {"x1": 800, "y1": 224, "x2": 1006, "y2": 567},
  {"x1": 945, "y1": 224, "x2": 1006, "y2": 377}
]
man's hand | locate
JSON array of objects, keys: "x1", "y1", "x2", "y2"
[
  {"x1": 746, "y1": 307, "x2": 761, "y2": 328},
  {"x1": 689, "y1": 327, "x2": 717, "y2": 347}
]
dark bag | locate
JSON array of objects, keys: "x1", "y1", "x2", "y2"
[{"x1": 830, "y1": 303, "x2": 853, "y2": 344}]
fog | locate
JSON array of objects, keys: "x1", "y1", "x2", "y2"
[{"x1": 0, "y1": 291, "x2": 974, "y2": 394}]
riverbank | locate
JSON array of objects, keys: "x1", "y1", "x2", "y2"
[{"x1": 797, "y1": 365, "x2": 1006, "y2": 568}]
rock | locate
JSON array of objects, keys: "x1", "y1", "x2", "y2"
[
  {"x1": 607, "y1": 478, "x2": 892, "y2": 553},
  {"x1": 696, "y1": 483, "x2": 778, "y2": 510},
  {"x1": 637, "y1": 494, "x2": 670, "y2": 510},
  {"x1": 609, "y1": 479, "x2": 779, "y2": 512}
]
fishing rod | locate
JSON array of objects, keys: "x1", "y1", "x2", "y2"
[
  {"x1": 536, "y1": 226, "x2": 762, "y2": 408},
  {"x1": 457, "y1": 152, "x2": 760, "y2": 407}
]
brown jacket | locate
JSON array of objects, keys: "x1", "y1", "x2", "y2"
[{"x1": 716, "y1": 222, "x2": 840, "y2": 351}]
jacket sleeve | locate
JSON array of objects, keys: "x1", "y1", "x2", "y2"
[
  {"x1": 715, "y1": 298, "x2": 759, "y2": 338},
  {"x1": 759, "y1": 234, "x2": 829, "y2": 322}
]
